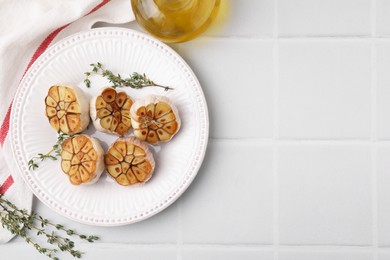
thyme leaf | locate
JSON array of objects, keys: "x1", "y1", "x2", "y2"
[
  {"x1": 85, "y1": 62, "x2": 173, "y2": 91},
  {"x1": 0, "y1": 195, "x2": 98, "y2": 259},
  {"x1": 28, "y1": 132, "x2": 71, "y2": 170}
]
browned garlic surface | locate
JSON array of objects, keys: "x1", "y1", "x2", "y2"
[
  {"x1": 90, "y1": 87, "x2": 133, "y2": 136},
  {"x1": 45, "y1": 85, "x2": 89, "y2": 134},
  {"x1": 105, "y1": 137, "x2": 155, "y2": 186},
  {"x1": 130, "y1": 95, "x2": 180, "y2": 144},
  {"x1": 61, "y1": 135, "x2": 104, "y2": 185}
]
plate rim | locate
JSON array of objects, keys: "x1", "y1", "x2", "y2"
[{"x1": 10, "y1": 27, "x2": 209, "y2": 226}]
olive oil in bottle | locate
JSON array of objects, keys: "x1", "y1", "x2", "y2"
[{"x1": 131, "y1": 0, "x2": 220, "y2": 43}]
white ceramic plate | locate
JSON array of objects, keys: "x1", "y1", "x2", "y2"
[{"x1": 10, "y1": 28, "x2": 208, "y2": 226}]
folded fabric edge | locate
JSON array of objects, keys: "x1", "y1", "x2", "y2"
[{"x1": 0, "y1": 0, "x2": 122, "y2": 244}]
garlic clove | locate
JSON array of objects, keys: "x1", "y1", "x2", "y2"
[
  {"x1": 130, "y1": 95, "x2": 181, "y2": 144},
  {"x1": 60, "y1": 135, "x2": 104, "y2": 185},
  {"x1": 44, "y1": 85, "x2": 89, "y2": 134},
  {"x1": 105, "y1": 137, "x2": 155, "y2": 186},
  {"x1": 90, "y1": 87, "x2": 134, "y2": 136}
]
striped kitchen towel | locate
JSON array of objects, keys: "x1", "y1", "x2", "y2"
[{"x1": 0, "y1": 0, "x2": 134, "y2": 243}]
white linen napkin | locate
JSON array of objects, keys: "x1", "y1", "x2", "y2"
[{"x1": 0, "y1": 0, "x2": 135, "y2": 243}]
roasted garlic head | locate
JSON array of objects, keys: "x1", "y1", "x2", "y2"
[
  {"x1": 105, "y1": 137, "x2": 155, "y2": 186},
  {"x1": 130, "y1": 95, "x2": 180, "y2": 144},
  {"x1": 45, "y1": 85, "x2": 89, "y2": 134},
  {"x1": 61, "y1": 135, "x2": 104, "y2": 185},
  {"x1": 90, "y1": 87, "x2": 133, "y2": 136}
]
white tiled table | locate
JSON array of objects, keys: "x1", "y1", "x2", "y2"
[{"x1": 4, "y1": 0, "x2": 390, "y2": 259}]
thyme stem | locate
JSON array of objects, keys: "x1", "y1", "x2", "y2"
[
  {"x1": 84, "y1": 62, "x2": 173, "y2": 91},
  {"x1": 28, "y1": 132, "x2": 71, "y2": 170},
  {"x1": 0, "y1": 195, "x2": 98, "y2": 259}
]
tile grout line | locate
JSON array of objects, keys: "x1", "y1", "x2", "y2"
[
  {"x1": 9, "y1": 241, "x2": 390, "y2": 249},
  {"x1": 273, "y1": 0, "x2": 279, "y2": 258},
  {"x1": 177, "y1": 200, "x2": 183, "y2": 260},
  {"x1": 199, "y1": 35, "x2": 390, "y2": 41},
  {"x1": 177, "y1": 244, "x2": 382, "y2": 250},
  {"x1": 272, "y1": 131, "x2": 279, "y2": 260},
  {"x1": 371, "y1": 0, "x2": 376, "y2": 39},
  {"x1": 371, "y1": 0, "x2": 378, "y2": 258},
  {"x1": 209, "y1": 138, "x2": 390, "y2": 145},
  {"x1": 371, "y1": 0, "x2": 378, "y2": 256},
  {"x1": 372, "y1": 136, "x2": 379, "y2": 260}
]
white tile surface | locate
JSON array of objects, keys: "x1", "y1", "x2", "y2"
[
  {"x1": 22, "y1": 197, "x2": 179, "y2": 244},
  {"x1": 171, "y1": 39, "x2": 274, "y2": 139},
  {"x1": 206, "y1": 0, "x2": 275, "y2": 37},
  {"x1": 0, "y1": 244, "x2": 52, "y2": 260},
  {"x1": 376, "y1": 42, "x2": 390, "y2": 140},
  {"x1": 377, "y1": 145, "x2": 390, "y2": 246},
  {"x1": 278, "y1": 144, "x2": 372, "y2": 245},
  {"x1": 278, "y1": 0, "x2": 371, "y2": 36},
  {"x1": 180, "y1": 141, "x2": 273, "y2": 244},
  {"x1": 278, "y1": 41, "x2": 371, "y2": 139},
  {"x1": 376, "y1": 0, "x2": 390, "y2": 36},
  {"x1": 0, "y1": 244, "x2": 178, "y2": 260},
  {"x1": 279, "y1": 249, "x2": 372, "y2": 260},
  {"x1": 378, "y1": 251, "x2": 390, "y2": 260},
  {"x1": 182, "y1": 248, "x2": 274, "y2": 260},
  {"x1": 80, "y1": 245, "x2": 178, "y2": 260},
  {"x1": 6, "y1": 0, "x2": 390, "y2": 258}
]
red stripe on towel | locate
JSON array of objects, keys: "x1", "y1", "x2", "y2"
[
  {"x1": 0, "y1": 0, "x2": 110, "y2": 145},
  {"x1": 0, "y1": 175, "x2": 14, "y2": 195},
  {"x1": 0, "y1": 0, "x2": 111, "y2": 193}
]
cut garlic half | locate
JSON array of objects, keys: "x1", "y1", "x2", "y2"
[
  {"x1": 90, "y1": 87, "x2": 134, "y2": 136},
  {"x1": 45, "y1": 85, "x2": 89, "y2": 134},
  {"x1": 130, "y1": 95, "x2": 181, "y2": 144},
  {"x1": 105, "y1": 137, "x2": 155, "y2": 186},
  {"x1": 61, "y1": 134, "x2": 104, "y2": 185}
]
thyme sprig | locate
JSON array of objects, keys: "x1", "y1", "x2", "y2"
[
  {"x1": 0, "y1": 195, "x2": 98, "y2": 259},
  {"x1": 84, "y1": 62, "x2": 173, "y2": 91},
  {"x1": 28, "y1": 132, "x2": 71, "y2": 170}
]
